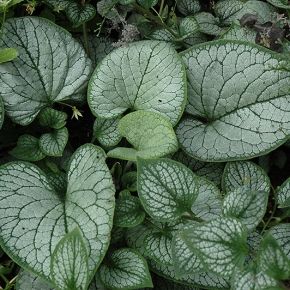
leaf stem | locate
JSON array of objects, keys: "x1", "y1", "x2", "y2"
[
  {"x1": 261, "y1": 196, "x2": 278, "y2": 234},
  {"x1": 159, "y1": 0, "x2": 165, "y2": 15},
  {"x1": 132, "y1": 3, "x2": 179, "y2": 38}
]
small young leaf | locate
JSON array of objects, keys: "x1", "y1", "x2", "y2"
[
  {"x1": 66, "y1": 3, "x2": 96, "y2": 27},
  {"x1": 180, "y1": 217, "x2": 248, "y2": 278},
  {"x1": 177, "y1": 40, "x2": 290, "y2": 161},
  {"x1": 231, "y1": 269, "x2": 280, "y2": 290},
  {"x1": 276, "y1": 177, "x2": 290, "y2": 208},
  {"x1": 179, "y1": 17, "x2": 199, "y2": 38},
  {"x1": 98, "y1": 248, "x2": 153, "y2": 289},
  {"x1": 108, "y1": 111, "x2": 178, "y2": 161},
  {"x1": 44, "y1": 0, "x2": 69, "y2": 11},
  {"x1": 258, "y1": 234, "x2": 290, "y2": 280},
  {"x1": 38, "y1": 108, "x2": 67, "y2": 129},
  {"x1": 92, "y1": 116, "x2": 122, "y2": 147},
  {"x1": 137, "y1": 158, "x2": 198, "y2": 222},
  {"x1": 0, "y1": 48, "x2": 18, "y2": 64},
  {"x1": 176, "y1": 0, "x2": 201, "y2": 15},
  {"x1": 51, "y1": 228, "x2": 89, "y2": 290},
  {"x1": 223, "y1": 186, "x2": 268, "y2": 231},
  {"x1": 39, "y1": 127, "x2": 69, "y2": 157},
  {"x1": 0, "y1": 17, "x2": 92, "y2": 125},
  {"x1": 114, "y1": 190, "x2": 145, "y2": 228},
  {"x1": 88, "y1": 40, "x2": 187, "y2": 126},
  {"x1": 0, "y1": 144, "x2": 115, "y2": 284},
  {"x1": 10, "y1": 134, "x2": 46, "y2": 161},
  {"x1": 222, "y1": 161, "x2": 270, "y2": 194},
  {"x1": 16, "y1": 270, "x2": 53, "y2": 290}
]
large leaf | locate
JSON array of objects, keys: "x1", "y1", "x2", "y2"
[
  {"x1": 177, "y1": 40, "x2": 290, "y2": 161},
  {"x1": 276, "y1": 177, "x2": 290, "y2": 208},
  {"x1": 137, "y1": 158, "x2": 198, "y2": 222},
  {"x1": 98, "y1": 248, "x2": 153, "y2": 290},
  {"x1": 180, "y1": 217, "x2": 248, "y2": 278},
  {"x1": 107, "y1": 111, "x2": 178, "y2": 161},
  {"x1": 222, "y1": 161, "x2": 270, "y2": 193},
  {"x1": 223, "y1": 186, "x2": 268, "y2": 231},
  {"x1": 0, "y1": 144, "x2": 115, "y2": 284},
  {"x1": 231, "y1": 269, "x2": 280, "y2": 290},
  {"x1": 266, "y1": 0, "x2": 290, "y2": 8},
  {"x1": 51, "y1": 228, "x2": 89, "y2": 290},
  {"x1": 221, "y1": 23, "x2": 256, "y2": 43},
  {"x1": 215, "y1": 0, "x2": 276, "y2": 25},
  {"x1": 0, "y1": 17, "x2": 92, "y2": 125},
  {"x1": 88, "y1": 40, "x2": 187, "y2": 126}
]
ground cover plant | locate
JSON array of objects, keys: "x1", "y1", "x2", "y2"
[{"x1": 1, "y1": 0, "x2": 290, "y2": 289}]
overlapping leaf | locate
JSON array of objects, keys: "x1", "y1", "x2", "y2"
[
  {"x1": 108, "y1": 111, "x2": 178, "y2": 161},
  {"x1": 137, "y1": 158, "x2": 198, "y2": 222},
  {"x1": 276, "y1": 177, "x2": 290, "y2": 208},
  {"x1": 88, "y1": 40, "x2": 187, "y2": 126},
  {"x1": 0, "y1": 17, "x2": 92, "y2": 125},
  {"x1": 98, "y1": 248, "x2": 153, "y2": 290},
  {"x1": 0, "y1": 144, "x2": 115, "y2": 284},
  {"x1": 177, "y1": 40, "x2": 290, "y2": 161}
]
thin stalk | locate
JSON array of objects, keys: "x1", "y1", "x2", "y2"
[
  {"x1": 133, "y1": 3, "x2": 179, "y2": 38},
  {"x1": 80, "y1": 0, "x2": 89, "y2": 56},
  {"x1": 159, "y1": 0, "x2": 165, "y2": 15}
]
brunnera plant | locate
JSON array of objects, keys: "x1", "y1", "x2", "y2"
[{"x1": 0, "y1": 0, "x2": 290, "y2": 289}]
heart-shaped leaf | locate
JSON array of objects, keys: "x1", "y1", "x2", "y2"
[
  {"x1": 222, "y1": 161, "x2": 270, "y2": 193},
  {"x1": 222, "y1": 186, "x2": 268, "y2": 231},
  {"x1": 51, "y1": 228, "x2": 89, "y2": 290},
  {"x1": 88, "y1": 40, "x2": 187, "y2": 126},
  {"x1": 177, "y1": 40, "x2": 290, "y2": 161},
  {"x1": 66, "y1": 3, "x2": 96, "y2": 27},
  {"x1": 0, "y1": 144, "x2": 115, "y2": 284},
  {"x1": 107, "y1": 111, "x2": 178, "y2": 161},
  {"x1": 137, "y1": 158, "x2": 198, "y2": 222},
  {"x1": 38, "y1": 108, "x2": 67, "y2": 130},
  {"x1": 92, "y1": 116, "x2": 122, "y2": 148},
  {"x1": 0, "y1": 17, "x2": 92, "y2": 125},
  {"x1": 39, "y1": 127, "x2": 69, "y2": 157},
  {"x1": 179, "y1": 217, "x2": 248, "y2": 278},
  {"x1": 0, "y1": 48, "x2": 18, "y2": 64},
  {"x1": 98, "y1": 248, "x2": 153, "y2": 290},
  {"x1": 221, "y1": 23, "x2": 256, "y2": 43},
  {"x1": 10, "y1": 134, "x2": 46, "y2": 161}
]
